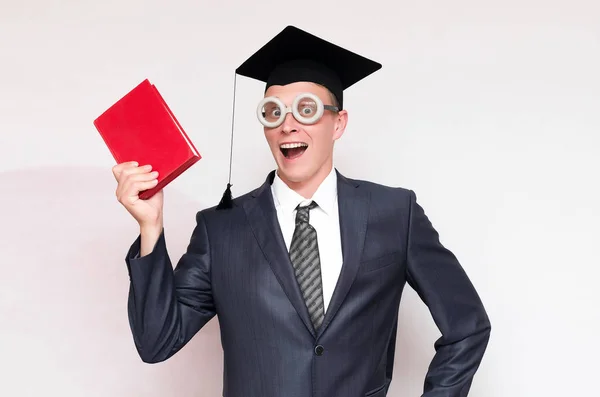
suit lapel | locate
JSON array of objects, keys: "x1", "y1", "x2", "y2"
[
  {"x1": 317, "y1": 170, "x2": 370, "y2": 338},
  {"x1": 243, "y1": 172, "x2": 317, "y2": 338},
  {"x1": 243, "y1": 170, "x2": 370, "y2": 340}
]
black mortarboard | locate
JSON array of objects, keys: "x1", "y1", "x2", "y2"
[
  {"x1": 216, "y1": 25, "x2": 382, "y2": 209},
  {"x1": 236, "y1": 25, "x2": 382, "y2": 109}
]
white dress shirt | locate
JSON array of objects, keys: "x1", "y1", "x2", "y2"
[{"x1": 270, "y1": 166, "x2": 343, "y2": 313}]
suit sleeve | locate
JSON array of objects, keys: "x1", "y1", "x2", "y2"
[
  {"x1": 124, "y1": 211, "x2": 216, "y2": 363},
  {"x1": 405, "y1": 190, "x2": 491, "y2": 397}
]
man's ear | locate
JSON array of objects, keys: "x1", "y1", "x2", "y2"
[{"x1": 333, "y1": 110, "x2": 348, "y2": 141}]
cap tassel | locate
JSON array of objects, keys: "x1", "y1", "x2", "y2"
[
  {"x1": 216, "y1": 183, "x2": 233, "y2": 210},
  {"x1": 216, "y1": 72, "x2": 238, "y2": 210}
]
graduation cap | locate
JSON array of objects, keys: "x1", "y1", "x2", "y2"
[{"x1": 216, "y1": 25, "x2": 382, "y2": 210}]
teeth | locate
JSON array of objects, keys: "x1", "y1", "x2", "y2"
[{"x1": 280, "y1": 143, "x2": 308, "y2": 149}]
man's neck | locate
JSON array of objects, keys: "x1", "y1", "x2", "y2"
[{"x1": 278, "y1": 163, "x2": 333, "y2": 199}]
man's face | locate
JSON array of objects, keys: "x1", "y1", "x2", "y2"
[{"x1": 262, "y1": 81, "x2": 347, "y2": 187}]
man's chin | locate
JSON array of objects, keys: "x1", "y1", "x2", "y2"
[{"x1": 276, "y1": 167, "x2": 309, "y2": 184}]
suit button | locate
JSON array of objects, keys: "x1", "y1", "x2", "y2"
[{"x1": 314, "y1": 345, "x2": 324, "y2": 356}]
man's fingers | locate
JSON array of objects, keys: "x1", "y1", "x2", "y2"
[
  {"x1": 117, "y1": 174, "x2": 159, "y2": 202},
  {"x1": 127, "y1": 171, "x2": 159, "y2": 184},
  {"x1": 112, "y1": 161, "x2": 138, "y2": 178},
  {"x1": 122, "y1": 164, "x2": 152, "y2": 178},
  {"x1": 133, "y1": 179, "x2": 159, "y2": 193},
  {"x1": 122, "y1": 180, "x2": 160, "y2": 203},
  {"x1": 113, "y1": 162, "x2": 152, "y2": 181}
]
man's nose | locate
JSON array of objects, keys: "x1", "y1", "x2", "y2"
[{"x1": 281, "y1": 112, "x2": 298, "y2": 134}]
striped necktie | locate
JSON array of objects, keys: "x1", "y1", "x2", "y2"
[{"x1": 288, "y1": 201, "x2": 325, "y2": 331}]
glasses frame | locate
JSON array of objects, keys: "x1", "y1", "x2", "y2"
[{"x1": 256, "y1": 92, "x2": 339, "y2": 128}]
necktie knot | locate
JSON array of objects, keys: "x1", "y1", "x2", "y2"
[{"x1": 295, "y1": 201, "x2": 318, "y2": 224}]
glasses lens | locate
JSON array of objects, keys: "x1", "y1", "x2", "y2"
[
  {"x1": 262, "y1": 100, "x2": 282, "y2": 123},
  {"x1": 295, "y1": 96, "x2": 319, "y2": 120}
]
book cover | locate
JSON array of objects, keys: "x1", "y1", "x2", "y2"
[{"x1": 94, "y1": 79, "x2": 201, "y2": 199}]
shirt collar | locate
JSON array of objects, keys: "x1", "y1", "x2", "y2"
[{"x1": 271, "y1": 166, "x2": 337, "y2": 216}]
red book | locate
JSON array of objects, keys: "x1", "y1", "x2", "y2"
[{"x1": 94, "y1": 79, "x2": 201, "y2": 199}]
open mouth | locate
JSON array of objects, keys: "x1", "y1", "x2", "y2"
[{"x1": 280, "y1": 142, "x2": 308, "y2": 160}]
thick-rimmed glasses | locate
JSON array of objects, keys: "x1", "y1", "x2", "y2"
[{"x1": 257, "y1": 92, "x2": 339, "y2": 128}]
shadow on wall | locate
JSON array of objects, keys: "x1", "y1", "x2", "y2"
[{"x1": 0, "y1": 166, "x2": 438, "y2": 397}]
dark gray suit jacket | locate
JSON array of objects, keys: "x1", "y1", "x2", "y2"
[{"x1": 125, "y1": 170, "x2": 491, "y2": 397}]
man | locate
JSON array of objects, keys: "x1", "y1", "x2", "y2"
[{"x1": 112, "y1": 26, "x2": 491, "y2": 397}]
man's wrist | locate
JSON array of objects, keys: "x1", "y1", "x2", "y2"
[{"x1": 139, "y1": 222, "x2": 163, "y2": 257}]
